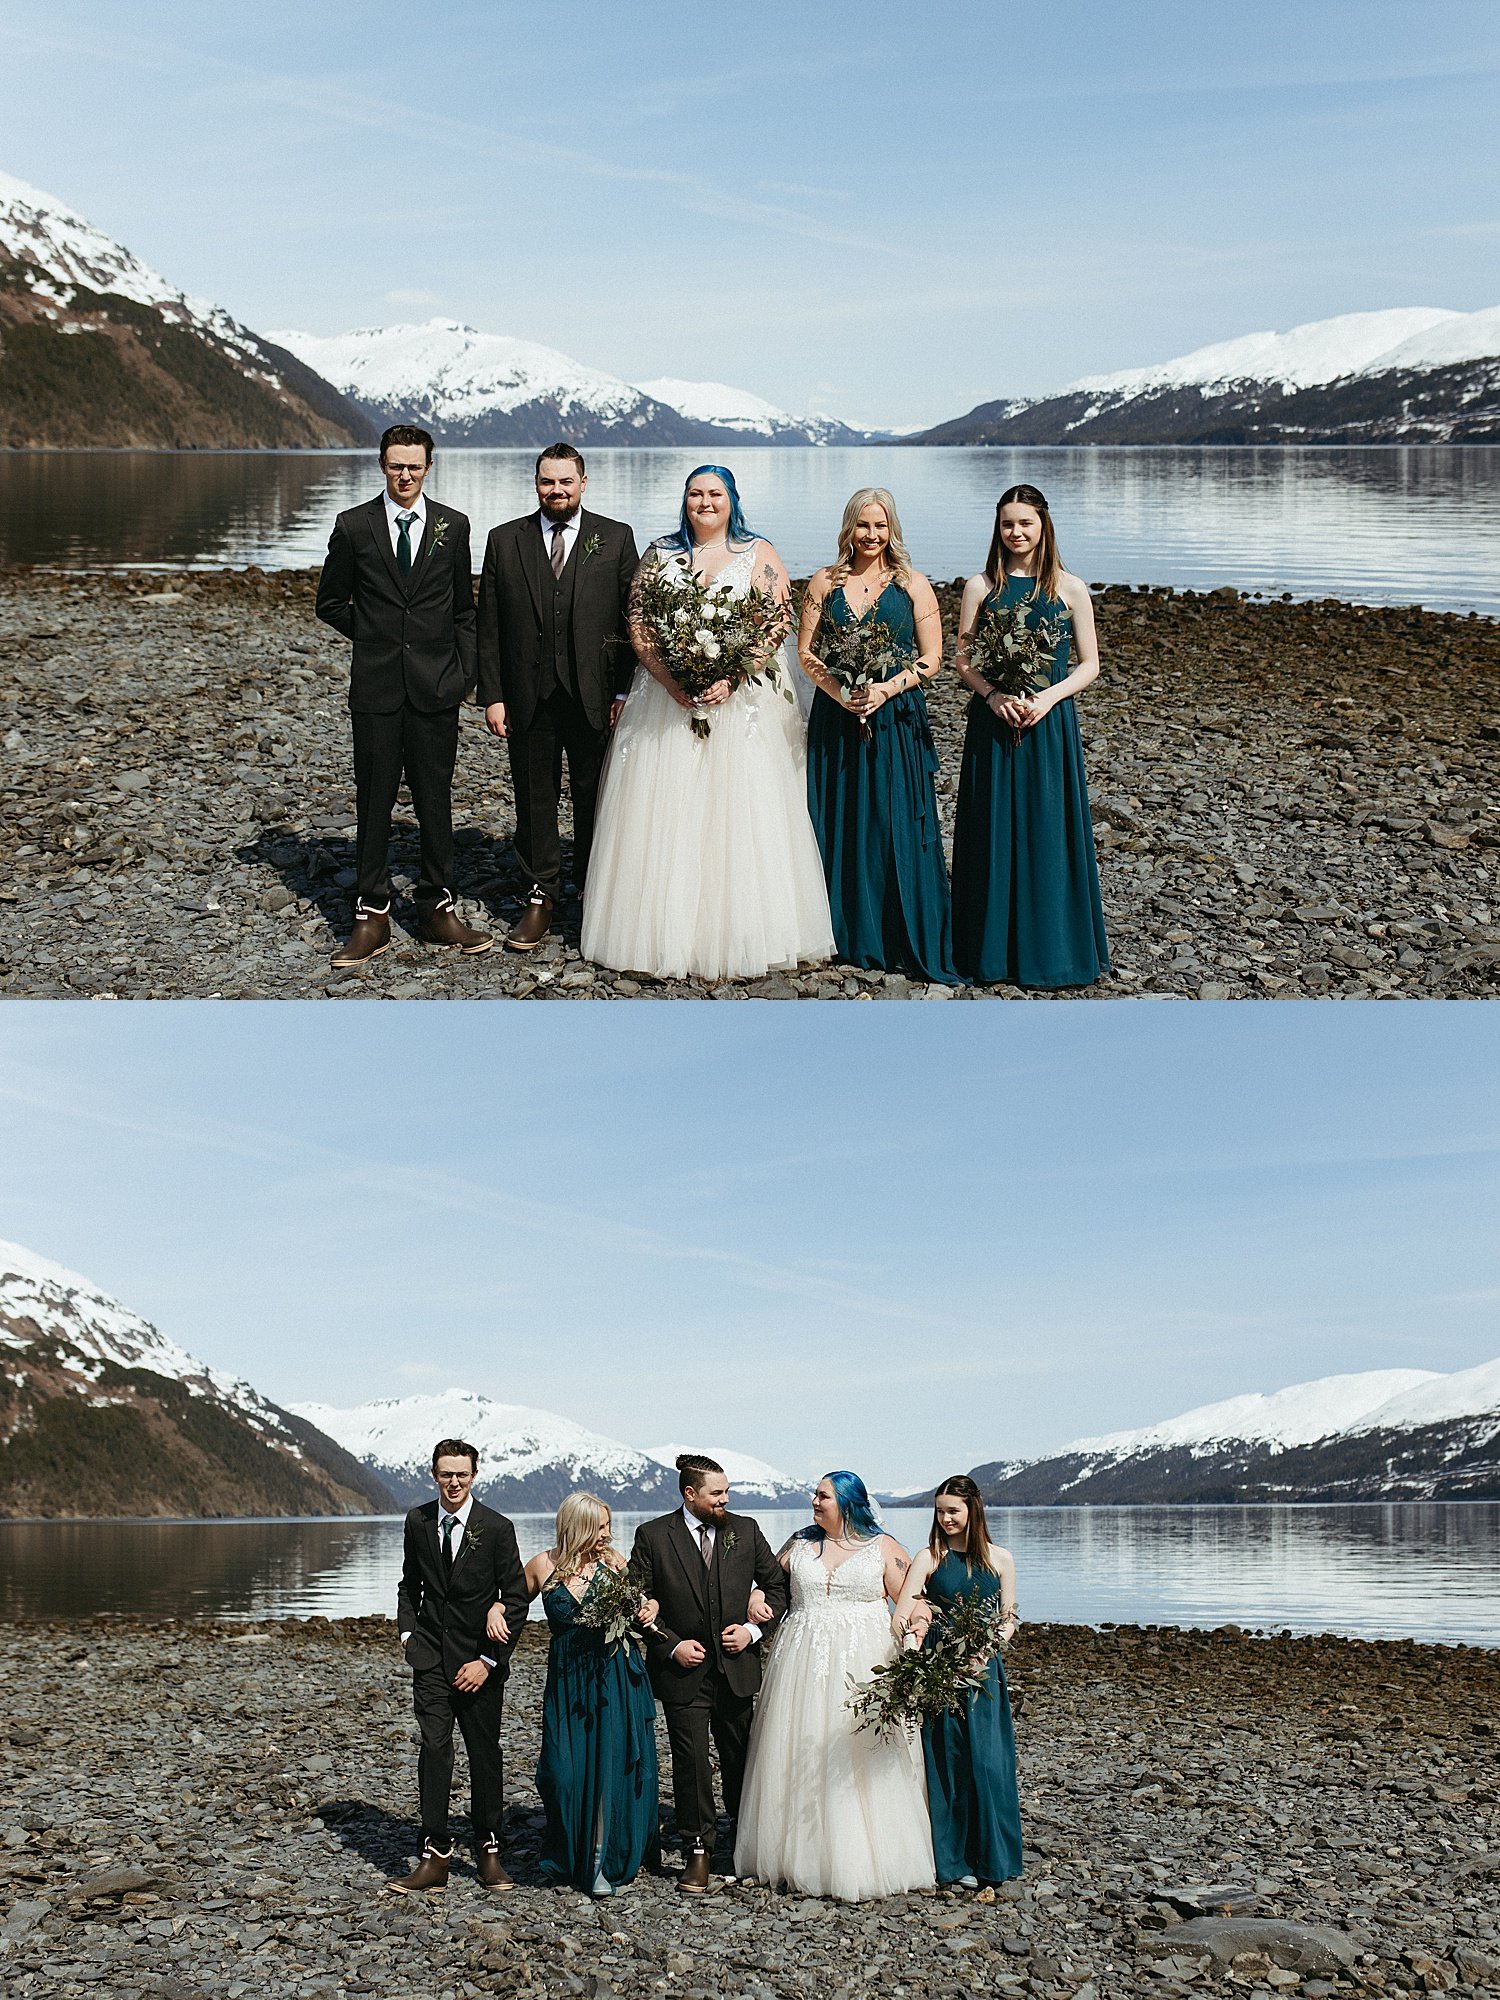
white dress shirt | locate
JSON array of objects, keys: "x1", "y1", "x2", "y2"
[
  {"x1": 384, "y1": 488, "x2": 428, "y2": 556},
  {"x1": 401, "y1": 1492, "x2": 496, "y2": 1665},
  {"x1": 682, "y1": 1504, "x2": 761, "y2": 1644},
  {"x1": 538, "y1": 508, "x2": 582, "y2": 567}
]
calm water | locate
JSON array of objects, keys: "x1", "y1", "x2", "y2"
[
  {"x1": 1, "y1": 446, "x2": 1497, "y2": 614},
  {"x1": 2, "y1": 1504, "x2": 1495, "y2": 1647}
]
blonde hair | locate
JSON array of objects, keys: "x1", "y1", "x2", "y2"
[
  {"x1": 827, "y1": 488, "x2": 914, "y2": 595},
  {"x1": 550, "y1": 1492, "x2": 612, "y2": 1581}
]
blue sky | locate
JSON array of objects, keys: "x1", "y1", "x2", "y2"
[
  {"x1": 4, "y1": 2, "x2": 1498, "y2": 425},
  {"x1": 1, "y1": 1005, "x2": 1495, "y2": 1491}
]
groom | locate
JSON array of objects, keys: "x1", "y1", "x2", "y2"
[
  {"x1": 476, "y1": 442, "x2": 639, "y2": 951},
  {"x1": 630, "y1": 1454, "x2": 787, "y2": 1890},
  {"x1": 392, "y1": 1438, "x2": 529, "y2": 1893}
]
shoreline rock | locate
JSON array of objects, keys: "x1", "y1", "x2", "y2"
[{"x1": 2, "y1": 568, "x2": 1497, "y2": 999}]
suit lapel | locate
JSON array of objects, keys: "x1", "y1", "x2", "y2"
[
  {"x1": 668, "y1": 1514, "x2": 710, "y2": 1613},
  {"x1": 450, "y1": 1502, "x2": 485, "y2": 1577},
  {"x1": 367, "y1": 496, "x2": 406, "y2": 595},
  {"x1": 426, "y1": 1505, "x2": 445, "y2": 1587},
  {"x1": 407, "y1": 501, "x2": 442, "y2": 593},
  {"x1": 516, "y1": 515, "x2": 545, "y2": 620}
]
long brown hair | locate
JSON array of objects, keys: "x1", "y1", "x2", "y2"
[
  {"x1": 983, "y1": 483, "x2": 1063, "y2": 603},
  {"x1": 927, "y1": 1473, "x2": 998, "y2": 1574}
]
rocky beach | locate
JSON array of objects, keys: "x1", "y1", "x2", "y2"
[
  {"x1": 1, "y1": 1618, "x2": 1496, "y2": 1999},
  {"x1": 1, "y1": 569, "x2": 1497, "y2": 999}
]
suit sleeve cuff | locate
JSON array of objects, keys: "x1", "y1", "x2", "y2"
[{"x1": 743, "y1": 1622, "x2": 763, "y2": 1645}]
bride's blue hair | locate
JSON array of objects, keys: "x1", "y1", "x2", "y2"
[
  {"x1": 661, "y1": 464, "x2": 756, "y2": 553},
  {"x1": 799, "y1": 1469, "x2": 882, "y2": 1543}
]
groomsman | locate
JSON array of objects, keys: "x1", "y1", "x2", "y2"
[
  {"x1": 476, "y1": 443, "x2": 639, "y2": 951},
  {"x1": 316, "y1": 424, "x2": 492, "y2": 967},
  {"x1": 630, "y1": 1455, "x2": 787, "y2": 1890},
  {"x1": 392, "y1": 1439, "x2": 530, "y2": 1893}
]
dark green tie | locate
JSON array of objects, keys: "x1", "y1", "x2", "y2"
[
  {"x1": 441, "y1": 1514, "x2": 456, "y2": 1576},
  {"x1": 397, "y1": 511, "x2": 417, "y2": 574}
]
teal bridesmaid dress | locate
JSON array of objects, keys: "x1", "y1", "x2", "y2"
[
  {"x1": 806, "y1": 582, "x2": 959, "y2": 985},
  {"x1": 951, "y1": 576, "x2": 1109, "y2": 988},
  {"x1": 536, "y1": 1569, "x2": 660, "y2": 1891},
  {"x1": 922, "y1": 1552, "x2": 1024, "y2": 1885}
]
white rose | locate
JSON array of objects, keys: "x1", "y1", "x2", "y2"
[
  {"x1": 674, "y1": 608, "x2": 691, "y2": 626},
  {"x1": 700, "y1": 637, "x2": 722, "y2": 660},
  {"x1": 702, "y1": 601, "x2": 720, "y2": 622}
]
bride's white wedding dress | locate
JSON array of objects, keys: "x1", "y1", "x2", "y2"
[
  {"x1": 734, "y1": 1536, "x2": 935, "y2": 1901},
  {"x1": 580, "y1": 541, "x2": 834, "y2": 982}
]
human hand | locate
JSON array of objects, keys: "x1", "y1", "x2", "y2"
[
  {"x1": 1017, "y1": 692, "x2": 1053, "y2": 729},
  {"x1": 484, "y1": 701, "x2": 509, "y2": 738},
  {"x1": 988, "y1": 692, "x2": 1031, "y2": 729},
  {"x1": 747, "y1": 1590, "x2": 772, "y2": 1625},
  {"x1": 847, "y1": 683, "x2": 886, "y2": 718},
  {"x1": 484, "y1": 1606, "x2": 510, "y2": 1645},
  {"x1": 673, "y1": 1639, "x2": 707, "y2": 1668},
  {"x1": 453, "y1": 1659, "x2": 490, "y2": 1693},
  {"x1": 609, "y1": 697, "x2": 626, "y2": 729},
  {"x1": 699, "y1": 678, "x2": 732, "y2": 707},
  {"x1": 636, "y1": 1597, "x2": 660, "y2": 1628},
  {"x1": 720, "y1": 1624, "x2": 753, "y2": 1655}
]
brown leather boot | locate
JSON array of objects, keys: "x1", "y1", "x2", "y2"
[
  {"x1": 679, "y1": 1842, "x2": 711, "y2": 1893},
  {"x1": 476, "y1": 1835, "x2": 515, "y2": 1891},
  {"x1": 388, "y1": 1839, "x2": 451, "y2": 1893},
  {"x1": 504, "y1": 886, "x2": 553, "y2": 952},
  {"x1": 331, "y1": 904, "x2": 390, "y2": 969},
  {"x1": 417, "y1": 897, "x2": 493, "y2": 954}
]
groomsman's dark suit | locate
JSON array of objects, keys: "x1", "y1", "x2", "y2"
[
  {"x1": 396, "y1": 1497, "x2": 529, "y2": 1858},
  {"x1": 316, "y1": 478, "x2": 488, "y2": 961},
  {"x1": 629, "y1": 1508, "x2": 787, "y2": 1850},
  {"x1": 476, "y1": 504, "x2": 638, "y2": 934}
]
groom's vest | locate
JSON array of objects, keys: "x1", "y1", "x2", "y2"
[{"x1": 539, "y1": 545, "x2": 579, "y2": 699}]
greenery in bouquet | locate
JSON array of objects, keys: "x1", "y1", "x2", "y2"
[
  {"x1": 634, "y1": 554, "x2": 794, "y2": 738},
  {"x1": 574, "y1": 1560, "x2": 654, "y2": 1651},
  {"x1": 848, "y1": 1589, "x2": 1014, "y2": 1740},
  {"x1": 815, "y1": 609, "x2": 910, "y2": 739},
  {"x1": 968, "y1": 594, "x2": 1068, "y2": 703}
]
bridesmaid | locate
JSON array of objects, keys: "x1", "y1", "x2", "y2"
[
  {"x1": 892, "y1": 1474, "x2": 1023, "y2": 1889},
  {"x1": 950, "y1": 484, "x2": 1109, "y2": 988},
  {"x1": 800, "y1": 489, "x2": 958, "y2": 985},
  {"x1": 527, "y1": 1494, "x2": 660, "y2": 1896}
]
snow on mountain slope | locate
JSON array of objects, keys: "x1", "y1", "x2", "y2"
[
  {"x1": 1346, "y1": 1357, "x2": 1500, "y2": 1434},
  {"x1": 635, "y1": 377, "x2": 803, "y2": 434},
  {"x1": 1063, "y1": 1367, "x2": 1443, "y2": 1461},
  {"x1": 269, "y1": 319, "x2": 653, "y2": 429},
  {"x1": 1357, "y1": 304, "x2": 1500, "y2": 374},
  {"x1": 1071, "y1": 308, "x2": 1460, "y2": 397},
  {"x1": 643, "y1": 1443, "x2": 804, "y2": 1500}
]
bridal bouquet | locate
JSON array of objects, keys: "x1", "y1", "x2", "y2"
[
  {"x1": 634, "y1": 556, "x2": 794, "y2": 738},
  {"x1": 575, "y1": 1562, "x2": 658, "y2": 1651},
  {"x1": 816, "y1": 612, "x2": 910, "y2": 740},
  {"x1": 967, "y1": 595, "x2": 1068, "y2": 703},
  {"x1": 848, "y1": 1592, "x2": 1015, "y2": 1740}
]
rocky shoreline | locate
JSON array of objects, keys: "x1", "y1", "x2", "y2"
[
  {"x1": 2, "y1": 568, "x2": 1497, "y2": 999},
  {"x1": 1, "y1": 1619, "x2": 1496, "y2": 1999}
]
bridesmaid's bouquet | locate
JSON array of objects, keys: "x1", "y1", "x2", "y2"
[
  {"x1": 634, "y1": 556, "x2": 794, "y2": 738},
  {"x1": 848, "y1": 1593, "x2": 1014, "y2": 1739},
  {"x1": 815, "y1": 612, "x2": 909, "y2": 740},
  {"x1": 575, "y1": 1562, "x2": 660, "y2": 1651},
  {"x1": 968, "y1": 596, "x2": 1068, "y2": 703}
]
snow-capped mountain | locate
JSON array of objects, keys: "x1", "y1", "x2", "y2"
[
  {"x1": 917, "y1": 303, "x2": 1500, "y2": 447},
  {"x1": 0, "y1": 169, "x2": 370, "y2": 449},
  {"x1": 269, "y1": 318, "x2": 876, "y2": 447},
  {"x1": 964, "y1": 1357, "x2": 1500, "y2": 1506},
  {"x1": 643, "y1": 1443, "x2": 805, "y2": 1504},
  {"x1": 0, "y1": 1239, "x2": 392, "y2": 1517}
]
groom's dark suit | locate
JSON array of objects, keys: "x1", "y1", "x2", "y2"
[
  {"x1": 316, "y1": 494, "x2": 477, "y2": 913},
  {"x1": 397, "y1": 1498, "x2": 529, "y2": 1848},
  {"x1": 630, "y1": 1509, "x2": 787, "y2": 1846},
  {"x1": 476, "y1": 507, "x2": 638, "y2": 900}
]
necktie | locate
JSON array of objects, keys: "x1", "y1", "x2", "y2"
[
  {"x1": 550, "y1": 523, "x2": 567, "y2": 580},
  {"x1": 698, "y1": 1523, "x2": 712, "y2": 1566},
  {"x1": 397, "y1": 511, "x2": 417, "y2": 575},
  {"x1": 441, "y1": 1515, "x2": 456, "y2": 1576}
]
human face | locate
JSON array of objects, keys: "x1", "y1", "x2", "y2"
[
  {"x1": 851, "y1": 503, "x2": 890, "y2": 565},
  {"x1": 383, "y1": 445, "x2": 431, "y2": 507},
  {"x1": 684, "y1": 475, "x2": 731, "y2": 545},
  {"x1": 934, "y1": 1494, "x2": 970, "y2": 1547},
  {"x1": 998, "y1": 502, "x2": 1043, "y2": 569},
  {"x1": 434, "y1": 1455, "x2": 475, "y2": 1510},
  {"x1": 684, "y1": 1471, "x2": 731, "y2": 1522},
  {"x1": 536, "y1": 457, "x2": 587, "y2": 521},
  {"x1": 811, "y1": 1479, "x2": 842, "y2": 1537},
  {"x1": 592, "y1": 1511, "x2": 613, "y2": 1557}
]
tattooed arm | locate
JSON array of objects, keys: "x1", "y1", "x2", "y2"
[{"x1": 879, "y1": 1534, "x2": 914, "y2": 1606}]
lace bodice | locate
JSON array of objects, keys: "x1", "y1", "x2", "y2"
[
  {"x1": 652, "y1": 539, "x2": 759, "y2": 599},
  {"x1": 787, "y1": 1535, "x2": 890, "y2": 1618}
]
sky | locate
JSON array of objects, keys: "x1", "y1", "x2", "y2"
[
  {"x1": 1, "y1": 1004, "x2": 1496, "y2": 1493},
  {"x1": 3, "y1": 2, "x2": 1498, "y2": 426}
]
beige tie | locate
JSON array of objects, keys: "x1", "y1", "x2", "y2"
[
  {"x1": 698, "y1": 1523, "x2": 712, "y2": 1566},
  {"x1": 551, "y1": 523, "x2": 567, "y2": 579}
]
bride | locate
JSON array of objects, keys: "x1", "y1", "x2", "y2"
[
  {"x1": 734, "y1": 1471, "x2": 935, "y2": 1901},
  {"x1": 580, "y1": 465, "x2": 834, "y2": 982}
]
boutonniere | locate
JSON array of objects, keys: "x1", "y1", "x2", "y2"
[
  {"x1": 721, "y1": 1530, "x2": 738, "y2": 1554},
  {"x1": 582, "y1": 532, "x2": 602, "y2": 562},
  {"x1": 459, "y1": 1524, "x2": 483, "y2": 1557},
  {"x1": 429, "y1": 516, "x2": 450, "y2": 552}
]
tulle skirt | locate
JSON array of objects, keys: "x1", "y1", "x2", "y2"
[
  {"x1": 581, "y1": 658, "x2": 834, "y2": 982},
  {"x1": 734, "y1": 1605, "x2": 935, "y2": 1901}
]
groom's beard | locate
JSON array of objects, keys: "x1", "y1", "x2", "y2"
[{"x1": 539, "y1": 499, "x2": 580, "y2": 524}]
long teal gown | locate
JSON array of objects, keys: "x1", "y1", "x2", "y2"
[
  {"x1": 536, "y1": 1569, "x2": 660, "y2": 1891},
  {"x1": 922, "y1": 1552, "x2": 1024, "y2": 1886},
  {"x1": 951, "y1": 576, "x2": 1109, "y2": 988},
  {"x1": 806, "y1": 582, "x2": 959, "y2": 985}
]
